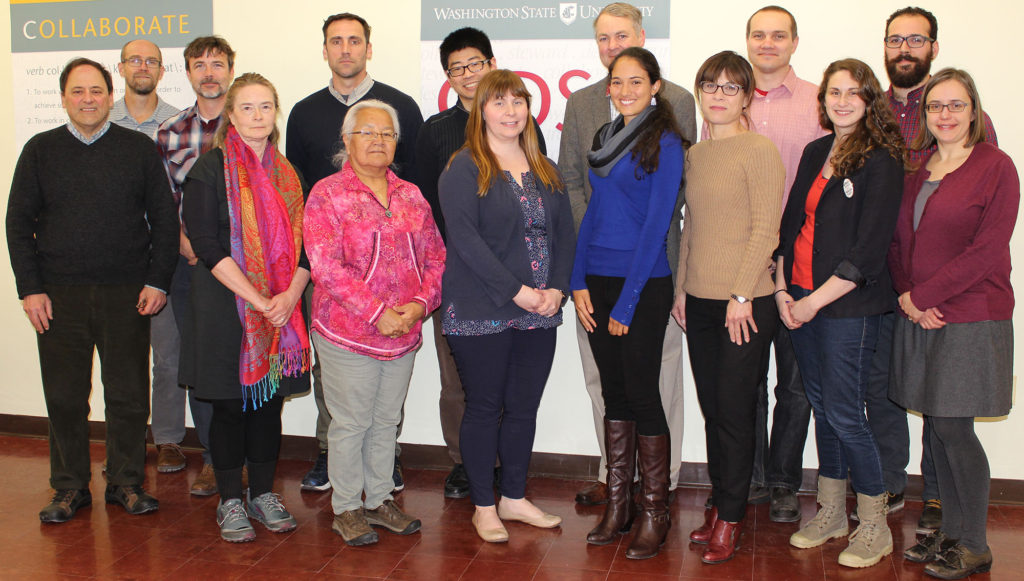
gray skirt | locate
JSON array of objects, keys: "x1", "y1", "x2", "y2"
[{"x1": 889, "y1": 317, "x2": 1013, "y2": 417}]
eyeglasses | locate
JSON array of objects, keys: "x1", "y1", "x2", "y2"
[
  {"x1": 347, "y1": 130, "x2": 398, "y2": 142},
  {"x1": 446, "y1": 59, "x2": 490, "y2": 78},
  {"x1": 123, "y1": 57, "x2": 162, "y2": 68},
  {"x1": 884, "y1": 34, "x2": 933, "y2": 49},
  {"x1": 699, "y1": 81, "x2": 744, "y2": 96},
  {"x1": 925, "y1": 101, "x2": 970, "y2": 114}
]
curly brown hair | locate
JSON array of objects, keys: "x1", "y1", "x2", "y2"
[{"x1": 817, "y1": 59, "x2": 907, "y2": 176}]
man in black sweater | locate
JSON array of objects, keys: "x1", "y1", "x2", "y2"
[
  {"x1": 6, "y1": 58, "x2": 178, "y2": 524},
  {"x1": 414, "y1": 27, "x2": 547, "y2": 499},
  {"x1": 286, "y1": 12, "x2": 424, "y2": 494}
]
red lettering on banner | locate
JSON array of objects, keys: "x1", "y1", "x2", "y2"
[{"x1": 557, "y1": 69, "x2": 591, "y2": 131}]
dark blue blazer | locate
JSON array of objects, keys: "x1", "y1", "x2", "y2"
[
  {"x1": 439, "y1": 149, "x2": 574, "y2": 321},
  {"x1": 777, "y1": 134, "x2": 904, "y2": 318}
]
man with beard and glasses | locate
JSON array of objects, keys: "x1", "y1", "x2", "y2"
[
  {"x1": 111, "y1": 39, "x2": 184, "y2": 476},
  {"x1": 155, "y1": 35, "x2": 236, "y2": 497},
  {"x1": 287, "y1": 12, "x2": 423, "y2": 495},
  {"x1": 869, "y1": 5, "x2": 1000, "y2": 536}
]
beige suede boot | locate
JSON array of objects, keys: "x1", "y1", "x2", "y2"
[
  {"x1": 838, "y1": 492, "x2": 893, "y2": 568},
  {"x1": 790, "y1": 476, "x2": 849, "y2": 549}
]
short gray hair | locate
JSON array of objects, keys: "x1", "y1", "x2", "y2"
[{"x1": 332, "y1": 99, "x2": 401, "y2": 168}]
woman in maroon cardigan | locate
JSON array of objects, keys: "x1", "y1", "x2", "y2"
[{"x1": 888, "y1": 68, "x2": 1019, "y2": 580}]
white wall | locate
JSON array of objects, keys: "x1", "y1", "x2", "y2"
[{"x1": 1, "y1": 0, "x2": 1021, "y2": 478}]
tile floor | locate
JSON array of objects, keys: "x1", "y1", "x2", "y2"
[{"x1": 1, "y1": 434, "x2": 1019, "y2": 580}]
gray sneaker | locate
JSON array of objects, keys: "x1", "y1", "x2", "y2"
[
  {"x1": 246, "y1": 491, "x2": 297, "y2": 533},
  {"x1": 217, "y1": 499, "x2": 256, "y2": 543}
]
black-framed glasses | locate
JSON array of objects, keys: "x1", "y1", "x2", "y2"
[
  {"x1": 347, "y1": 130, "x2": 398, "y2": 142},
  {"x1": 123, "y1": 57, "x2": 162, "y2": 68},
  {"x1": 699, "y1": 81, "x2": 743, "y2": 96},
  {"x1": 925, "y1": 101, "x2": 970, "y2": 114},
  {"x1": 446, "y1": 59, "x2": 490, "y2": 78},
  {"x1": 884, "y1": 34, "x2": 933, "y2": 49}
]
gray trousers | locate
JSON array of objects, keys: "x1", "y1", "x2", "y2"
[
  {"x1": 314, "y1": 333, "x2": 415, "y2": 514},
  {"x1": 149, "y1": 295, "x2": 183, "y2": 445},
  {"x1": 577, "y1": 316, "x2": 684, "y2": 487}
]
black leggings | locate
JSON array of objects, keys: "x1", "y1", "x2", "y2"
[
  {"x1": 208, "y1": 396, "x2": 283, "y2": 500},
  {"x1": 585, "y1": 275, "x2": 673, "y2": 436},
  {"x1": 928, "y1": 416, "x2": 990, "y2": 553}
]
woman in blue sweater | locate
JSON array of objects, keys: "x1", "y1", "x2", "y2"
[{"x1": 570, "y1": 47, "x2": 687, "y2": 560}]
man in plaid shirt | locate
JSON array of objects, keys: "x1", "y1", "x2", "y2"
[
  {"x1": 869, "y1": 6, "x2": 1000, "y2": 537},
  {"x1": 154, "y1": 35, "x2": 236, "y2": 498}
]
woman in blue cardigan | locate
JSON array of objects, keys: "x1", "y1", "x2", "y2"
[
  {"x1": 570, "y1": 47, "x2": 687, "y2": 560},
  {"x1": 439, "y1": 69, "x2": 574, "y2": 544}
]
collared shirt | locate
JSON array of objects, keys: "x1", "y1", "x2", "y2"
[
  {"x1": 887, "y1": 84, "x2": 999, "y2": 165},
  {"x1": 155, "y1": 102, "x2": 222, "y2": 214},
  {"x1": 328, "y1": 74, "x2": 374, "y2": 105},
  {"x1": 66, "y1": 121, "x2": 111, "y2": 145},
  {"x1": 748, "y1": 67, "x2": 829, "y2": 204},
  {"x1": 110, "y1": 97, "x2": 180, "y2": 140}
]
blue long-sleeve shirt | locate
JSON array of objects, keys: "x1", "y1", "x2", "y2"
[{"x1": 570, "y1": 131, "x2": 683, "y2": 325}]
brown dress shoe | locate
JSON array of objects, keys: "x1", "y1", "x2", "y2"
[
  {"x1": 702, "y1": 519, "x2": 742, "y2": 564},
  {"x1": 575, "y1": 480, "x2": 609, "y2": 505},
  {"x1": 156, "y1": 443, "x2": 186, "y2": 473},
  {"x1": 104, "y1": 484, "x2": 159, "y2": 515},
  {"x1": 191, "y1": 463, "x2": 218, "y2": 496},
  {"x1": 39, "y1": 489, "x2": 92, "y2": 523}
]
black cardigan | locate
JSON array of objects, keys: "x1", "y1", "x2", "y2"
[
  {"x1": 777, "y1": 134, "x2": 903, "y2": 318},
  {"x1": 439, "y1": 149, "x2": 574, "y2": 321}
]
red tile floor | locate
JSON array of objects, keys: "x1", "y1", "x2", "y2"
[{"x1": 2, "y1": 434, "x2": 1020, "y2": 580}]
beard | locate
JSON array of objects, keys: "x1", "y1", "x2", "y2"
[
  {"x1": 127, "y1": 80, "x2": 156, "y2": 96},
  {"x1": 886, "y1": 54, "x2": 932, "y2": 89}
]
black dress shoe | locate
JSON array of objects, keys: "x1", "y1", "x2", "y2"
[
  {"x1": 444, "y1": 463, "x2": 470, "y2": 499},
  {"x1": 769, "y1": 487, "x2": 801, "y2": 523},
  {"x1": 105, "y1": 484, "x2": 159, "y2": 515},
  {"x1": 40, "y1": 489, "x2": 92, "y2": 523}
]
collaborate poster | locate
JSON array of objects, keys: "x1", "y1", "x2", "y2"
[
  {"x1": 420, "y1": 0, "x2": 671, "y2": 161},
  {"x1": 9, "y1": 0, "x2": 213, "y2": 150}
]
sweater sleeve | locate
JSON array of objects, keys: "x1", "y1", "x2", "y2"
[
  {"x1": 832, "y1": 152, "x2": 904, "y2": 286},
  {"x1": 302, "y1": 182, "x2": 387, "y2": 324},
  {"x1": 732, "y1": 140, "x2": 784, "y2": 299},
  {"x1": 142, "y1": 144, "x2": 180, "y2": 292},
  {"x1": 569, "y1": 168, "x2": 598, "y2": 292},
  {"x1": 547, "y1": 173, "x2": 576, "y2": 297},
  {"x1": 394, "y1": 102, "x2": 424, "y2": 183},
  {"x1": 181, "y1": 155, "x2": 231, "y2": 269},
  {"x1": 440, "y1": 155, "x2": 524, "y2": 308},
  {"x1": 675, "y1": 204, "x2": 692, "y2": 297},
  {"x1": 610, "y1": 135, "x2": 683, "y2": 326},
  {"x1": 6, "y1": 137, "x2": 45, "y2": 298},
  {"x1": 911, "y1": 156, "x2": 1020, "y2": 309}
]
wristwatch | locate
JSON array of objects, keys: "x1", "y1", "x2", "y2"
[{"x1": 730, "y1": 294, "x2": 749, "y2": 304}]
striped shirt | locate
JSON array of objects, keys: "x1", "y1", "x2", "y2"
[{"x1": 110, "y1": 97, "x2": 180, "y2": 141}]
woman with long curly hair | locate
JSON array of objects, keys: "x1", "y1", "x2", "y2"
[
  {"x1": 570, "y1": 47, "x2": 687, "y2": 560},
  {"x1": 774, "y1": 58, "x2": 906, "y2": 568}
]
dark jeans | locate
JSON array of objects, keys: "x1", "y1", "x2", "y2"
[
  {"x1": 170, "y1": 256, "x2": 213, "y2": 464},
  {"x1": 789, "y1": 287, "x2": 884, "y2": 496},
  {"x1": 586, "y1": 275, "x2": 672, "y2": 436},
  {"x1": 209, "y1": 396, "x2": 283, "y2": 501},
  {"x1": 929, "y1": 416, "x2": 990, "y2": 553},
  {"x1": 686, "y1": 294, "x2": 777, "y2": 522},
  {"x1": 449, "y1": 327, "x2": 557, "y2": 507},
  {"x1": 39, "y1": 284, "x2": 151, "y2": 490},
  {"x1": 751, "y1": 323, "x2": 810, "y2": 491}
]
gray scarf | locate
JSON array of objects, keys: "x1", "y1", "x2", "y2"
[{"x1": 587, "y1": 105, "x2": 657, "y2": 178}]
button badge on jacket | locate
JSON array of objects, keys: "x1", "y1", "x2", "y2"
[{"x1": 843, "y1": 178, "x2": 854, "y2": 198}]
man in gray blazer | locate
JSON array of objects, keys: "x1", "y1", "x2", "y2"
[{"x1": 559, "y1": 2, "x2": 696, "y2": 505}]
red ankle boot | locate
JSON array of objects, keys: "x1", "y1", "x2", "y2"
[
  {"x1": 689, "y1": 506, "x2": 718, "y2": 544},
  {"x1": 701, "y1": 519, "x2": 742, "y2": 564}
]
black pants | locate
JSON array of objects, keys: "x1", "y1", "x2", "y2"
[
  {"x1": 686, "y1": 294, "x2": 777, "y2": 522},
  {"x1": 929, "y1": 416, "x2": 990, "y2": 553},
  {"x1": 209, "y1": 396, "x2": 283, "y2": 501},
  {"x1": 449, "y1": 327, "x2": 557, "y2": 507},
  {"x1": 38, "y1": 284, "x2": 151, "y2": 490},
  {"x1": 585, "y1": 275, "x2": 672, "y2": 436}
]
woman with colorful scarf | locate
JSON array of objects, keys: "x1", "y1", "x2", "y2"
[
  {"x1": 570, "y1": 48, "x2": 686, "y2": 560},
  {"x1": 180, "y1": 73, "x2": 310, "y2": 543},
  {"x1": 303, "y1": 100, "x2": 445, "y2": 547}
]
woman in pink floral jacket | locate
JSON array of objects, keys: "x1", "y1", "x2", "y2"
[{"x1": 303, "y1": 100, "x2": 445, "y2": 546}]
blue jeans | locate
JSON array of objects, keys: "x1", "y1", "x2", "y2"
[{"x1": 789, "y1": 287, "x2": 885, "y2": 496}]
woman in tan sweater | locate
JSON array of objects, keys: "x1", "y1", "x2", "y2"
[{"x1": 671, "y1": 51, "x2": 784, "y2": 565}]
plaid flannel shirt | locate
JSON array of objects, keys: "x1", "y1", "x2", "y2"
[{"x1": 155, "y1": 103, "x2": 222, "y2": 223}]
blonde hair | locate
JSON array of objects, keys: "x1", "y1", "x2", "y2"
[{"x1": 213, "y1": 72, "x2": 281, "y2": 148}]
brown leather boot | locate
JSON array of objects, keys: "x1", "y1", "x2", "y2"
[
  {"x1": 587, "y1": 419, "x2": 636, "y2": 545},
  {"x1": 689, "y1": 506, "x2": 718, "y2": 544},
  {"x1": 702, "y1": 519, "x2": 743, "y2": 563},
  {"x1": 625, "y1": 434, "x2": 670, "y2": 560}
]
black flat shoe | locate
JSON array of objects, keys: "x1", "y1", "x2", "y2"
[{"x1": 39, "y1": 489, "x2": 92, "y2": 523}]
